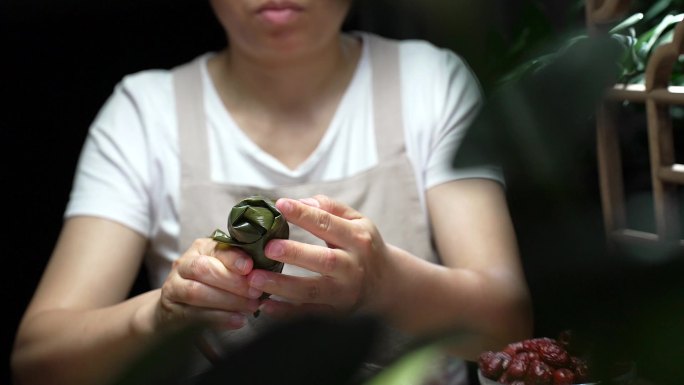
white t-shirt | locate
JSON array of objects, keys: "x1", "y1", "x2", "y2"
[{"x1": 65, "y1": 31, "x2": 502, "y2": 268}]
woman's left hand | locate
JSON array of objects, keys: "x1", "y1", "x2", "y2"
[{"x1": 246, "y1": 195, "x2": 390, "y2": 317}]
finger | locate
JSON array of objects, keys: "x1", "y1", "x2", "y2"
[
  {"x1": 258, "y1": 299, "x2": 336, "y2": 318},
  {"x1": 189, "y1": 237, "x2": 253, "y2": 275},
  {"x1": 165, "y1": 273, "x2": 261, "y2": 313},
  {"x1": 176, "y1": 255, "x2": 263, "y2": 299},
  {"x1": 195, "y1": 309, "x2": 249, "y2": 329},
  {"x1": 275, "y1": 198, "x2": 357, "y2": 248},
  {"x1": 248, "y1": 270, "x2": 332, "y2": 305},
  {"x1": 304, "y1": 195, "x2": 363, "y2": 220},
  {"x1": 212, "y1": 245, "x2": 254, "y2": 275},
  {"x1": 264, "y1": 239, "x2": 348, "y2": 276},
  {"x1": 295, "y1": 196, "x2": 362, "y2": 250},
  {"x1": 175, "y1": 305, "x2": 249, "y2": 330}
]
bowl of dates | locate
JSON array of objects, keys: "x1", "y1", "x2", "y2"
[{"x1": 477, "y1": 331, "x2": 634, "y2": 385}]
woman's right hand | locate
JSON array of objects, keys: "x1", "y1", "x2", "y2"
[{"x1": 156, "y1": 238, "x2": 262, "y2": 331}]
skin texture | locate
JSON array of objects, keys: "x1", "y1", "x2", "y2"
[{"x1": 11, "y1": 1, "x2": 533, "y2": 384}]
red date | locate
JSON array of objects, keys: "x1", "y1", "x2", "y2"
[
  {"x1": 504, "y1": 358, "x2": 528, "y2": 380},
  {"x1": 479, "y1": 351, "x2": 512, "y2": 380},
  {"x1": 515, "y1": 351, "x2": 540, "y2": 364},
  {"x1": 538, "y1": 341, "x2": 570, "y2": 368},
  {"x1": 526, "y1": 359, "x2": 553, "y2": 385},
  {"x1": 522, "y1": 337, "x2": 555, "y2": 353},
  {"x1": 552, "y1": 368, "x2": 575, "y2": 385},
  {"x1": 504, "y1": 341, "x2": 525, "y2": 357}
]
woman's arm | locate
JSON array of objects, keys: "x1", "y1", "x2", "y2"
[
  {"x1": 388, "y1": 178, "x2": 533, "y2": 358},
  {"x1": 11, "y1": 215, "x2": 260, "y2": 385},
  {"x1": 11, "y1": 216, "x2": 157, "y2": 385},
  {"x1": 247, "y1": 184, "x2": 533, "y2": 360}
]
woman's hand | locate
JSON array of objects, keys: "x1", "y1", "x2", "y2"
[
  {"x1": 247, "y1": 195, "x2": 392, "y2": 317},
  {"x1": 245, "y1": 183, "x2": 532, "y2": 358},
  {"x1": 156, "y1": 238, "x2": 263, "y2": 331}
]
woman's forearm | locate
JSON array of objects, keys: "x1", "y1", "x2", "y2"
[
  {"x1": 376, "y1": 245, "x2": 533, "y2": 361},
  {"x1": 12, "y1": 289, "x2": 162, "y2": 385}
]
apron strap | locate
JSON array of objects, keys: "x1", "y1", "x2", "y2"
[
  {"x1": 367, "y1": 33, "x2": 405, "y2": 160},
  {"x1": 173, "y1": 59, "x2": 210, "y2": 182}
]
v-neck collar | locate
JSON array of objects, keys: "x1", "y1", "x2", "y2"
[{"x1": 201, "y1": 32, "x2": 370, "y2": 178}]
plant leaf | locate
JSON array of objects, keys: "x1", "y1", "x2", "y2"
[
  {"x1": 644, "y1": 0, "x2": 674, "y2": 21},
  {"x1": 640, "y1": 13, "x2": 684, "y2": 58},
  {"x1": 610, "y1": 13, "x2": 645, "y2": 34},
  {"x1": 362, "y1": 345, "x2": 440, "y2": 385}
]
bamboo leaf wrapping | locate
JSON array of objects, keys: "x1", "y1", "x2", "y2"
[{"x1": 211, "y1": 195, "x2": 289, "y2": 273}]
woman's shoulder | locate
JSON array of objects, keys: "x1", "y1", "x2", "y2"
[
  {"x1": 356, "y1": 32, "x2": 467, "y2": 66},
  {"x1": 116, "y1": 53, "x2": 213, "y2": 100},
  {"x1": 398, "y1": 38, "x2": 472, "y2": 80},
  {"x1": 112, "y1": 68, "x2": 174, "y2": 114},
  {"x1": 119, "y1": 68, "x2": 172, "y2": 91},
  {"x1": 90, "y1": 54, "x2": 211, "y2": 148},
  {"x1": 390, "y1": 36, "x2": 481, "y2": 106}
]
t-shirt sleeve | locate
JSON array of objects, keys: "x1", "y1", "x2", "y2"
[
  {"x1": 422, "y1": 47, "x2": 505, "y2": 189},
  {"x1": 64, "y1": 77, "x2": 153, "y2": 238}
]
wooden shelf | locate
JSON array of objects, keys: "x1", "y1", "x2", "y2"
[
  {"x1": 605, "y1": 84, "x2": 684, "y2": 104},
  {"x1": 589, "y1": 2, "x2": 684, "y2": 246}
]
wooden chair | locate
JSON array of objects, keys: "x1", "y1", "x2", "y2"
[{"x1": 587, "y1": 0, "x2": 684, "y2": 248}]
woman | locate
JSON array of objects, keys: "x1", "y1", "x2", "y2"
[{"x1": 11, "y1": 1, "x2": 533, "y2": 384}]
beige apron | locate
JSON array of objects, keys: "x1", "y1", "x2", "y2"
[{"x1": 172, "y1": 33, "x2": 461, "y2": 381}]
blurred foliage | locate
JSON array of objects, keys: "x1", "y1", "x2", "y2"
[
  {"x1": 612, "y1": 0, "x2": 684, "y2": 85},
  {"x1": 111, "y1": 315, "x2": 380, "y2": 385},
  {"x1": 450, "y1": 2, "x2": 684, "y2": 385},
  {"x1": 363, "y1": 346, "x2": 439, "y2": 385},
  {"x1": 347, "y1": 0, "x2": 684, "y2": 91},
  {"x1": 497, "y1": 0, "x2": 684, "y2": 87},
  {"x1": 454, "y1": 35, "x2": 624, "y2": 192},
  {"x1": 481, "y1": 0, "x2": 580, "y2": 90}
]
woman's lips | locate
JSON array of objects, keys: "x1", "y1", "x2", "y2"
[{"x1": 256, "y1": 2, "x2": 303, "y2": 25}]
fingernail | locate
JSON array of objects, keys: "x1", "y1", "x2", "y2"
[
  {"x1": 250, "y1": 273, "x2": 266, "y2": 289},
  {"x1": 248, "y1": 287, "x2": 262, "y2": 299},
  {"x1": 265, "y1": 240, "x2": 284, "y2": 259},
  {"x1": 298, "y1": 197, "x2": 320, "y2": 208},
  {"x1": 277, "y1": 198, "x2": 294, "y2": 213},
  {"x1": 235, "y1": 257, "x2": 248, "y2": 272}
]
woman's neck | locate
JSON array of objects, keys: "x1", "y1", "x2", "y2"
[
  {"x1": 209, "y1": 33, "x2": 361, "y2": 115},
  {"x1": 205, "y1": 33, "x2": 363, "y2": 170}
]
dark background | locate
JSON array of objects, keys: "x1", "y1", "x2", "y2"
[
  {"x1": 2, "y1": 3, "x2": 226, "y2": 384},
  {"x1": 7, "y1": 1, "x2": 682, "y2": 385}
]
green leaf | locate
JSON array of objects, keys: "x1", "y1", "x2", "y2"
[
  {"x1": 362, "y1": 345, "x2": 440, "y2": 385},
  {"x1": 644, "y1": 0, "x2": 674, "y2": 21},
  {"x1": 497, "y1": 34, "x2": 592, "y2": 86},
  {"x1": 634, "y1": 27, "x2": 657, "y2": 61},
  {"x1": 639, "y1": 13, "x2": 684, "y2": 58},
  {"x1": 610, "y1": 13, "x2": 645, "y2": 34}
]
